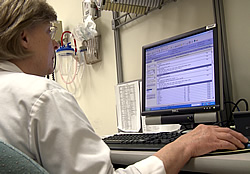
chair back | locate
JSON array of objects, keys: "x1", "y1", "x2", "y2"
[{"x1": 0, "y1": 140, "x2": 49, "y2": 173}]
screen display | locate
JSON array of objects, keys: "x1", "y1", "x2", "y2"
[{"x1": 143, "y1": 28, "x2": 219, "y2": 115}]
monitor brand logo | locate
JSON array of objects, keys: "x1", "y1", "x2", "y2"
[{"x1": 172, "y1": 109, "x2": 179, "y2": 113}]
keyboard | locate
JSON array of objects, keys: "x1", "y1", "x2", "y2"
[{"x1": 103, "y1": 131, "x2": 183, "y2": 151}]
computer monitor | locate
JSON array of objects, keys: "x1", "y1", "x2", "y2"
[{"x1": 142, "y1": 24, "x2": 224, "y2": 128}]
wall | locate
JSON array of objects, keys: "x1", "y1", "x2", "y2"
[
  {"x1": 47, "y1": 0, "x2": 250, "y2": 136},
  {"x1": 119, "y1": 0, "x2": 214, "y2": 81},
  {"x1": 224, "y1": 0, "x2": 250, "y2": 109},
  {"x1": 47, "y1": 0, "x2": 118, "y2": 136}
]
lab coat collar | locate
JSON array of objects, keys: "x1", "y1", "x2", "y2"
[{"x1": 0, "y1": 60, "x2": 24, "y2": 73}]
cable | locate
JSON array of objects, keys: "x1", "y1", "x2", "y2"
[
  {"x1": 46, "y1": 50, "x2": 57, "y2": 81},
  {"x1": 52, "y1": 51, "x2": 57, "y2": 81},
  {"x1": 224, "y1": 101, "x2": 240, "y2": 112},
  {"x1": 58, "y1": 31, "x2": 78, "y2": 84},
  {"x1": 224, "y1": 98, "x2": 249, "y2": 126},
  {"x1": 52, "y1": 72, "x2": 55, "y2": 81},
  {"x1": 232, "y1": 98, "x2": 249, "y2": 112},
  {"x1": 53, "y1": 50, "x2": 57, "y2": 70}
]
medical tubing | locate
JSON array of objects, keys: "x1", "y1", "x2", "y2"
[
  {"x1": 59, "y1": 57, "x2": 78, "y2": 84},
  {"x1": 59, "y1": 31, "x2": 78, "y2": 84},
  {"x1": 61, "y1": 31, "x2": 77, "y2": 54}
]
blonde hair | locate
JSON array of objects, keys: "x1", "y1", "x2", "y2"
[{"x1": 0, "y1": 0, "x2": 57, "y2": 60}]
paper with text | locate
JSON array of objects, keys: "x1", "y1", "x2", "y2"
[{"x1": 115, "y1": 81, "x2": 141, "y2": 132}]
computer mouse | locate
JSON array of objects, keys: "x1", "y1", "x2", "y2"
[{"x1": 244, "y1": 141, "x2": 250, "y2": 149}]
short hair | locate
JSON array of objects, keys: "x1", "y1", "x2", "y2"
[{"x1": 0, "y1": 0, "x2": 57, "y2": 60}]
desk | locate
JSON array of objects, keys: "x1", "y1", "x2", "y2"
[{"x1": 111, "y1": 150, "x2": 250, "y2": 174}]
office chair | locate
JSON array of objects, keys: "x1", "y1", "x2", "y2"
[{"x1": 0, "y1": 140, "x2": 49, "y2": 174}]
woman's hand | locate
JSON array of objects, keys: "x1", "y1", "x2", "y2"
[{"x1": 154, "y1": 124, "x2": 248, "y2": 174}]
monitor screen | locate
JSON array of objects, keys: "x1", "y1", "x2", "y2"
[{"x1": 142, "y1": 24, "x2": 222, "y2": 125}]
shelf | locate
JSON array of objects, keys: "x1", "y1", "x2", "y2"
[{"x1": 100, "y1": 0, "x2": 176, "y2": 30}]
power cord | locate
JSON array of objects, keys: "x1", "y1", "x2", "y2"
[
  {"x1": 224, "y1": 98, "x2": 249, "y2": 126},
  {"x1": 232, "y1": 98, "x2": 248, "y2": 112}
]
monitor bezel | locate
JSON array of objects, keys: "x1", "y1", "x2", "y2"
[{"x1": 141, "y1": 25, "x2": 221, "y2": 117}]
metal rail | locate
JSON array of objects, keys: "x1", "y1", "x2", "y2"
[{"x1": 111, "y1": 0, "x2": 176, "y2": 30}]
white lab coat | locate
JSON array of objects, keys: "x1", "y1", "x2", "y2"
[{"x1": 0, "y1": 60, "x2": 165, "y2": 174}]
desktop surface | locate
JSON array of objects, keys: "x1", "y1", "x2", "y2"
[
  {"x1": 104, "y1": 128, "x2": 250, "y2": 173},
  {"x1": 110, "y1": 150, "x2": 250, "y2": 174}
]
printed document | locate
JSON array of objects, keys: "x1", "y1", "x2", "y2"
[{"x1": 115, "y1": 80, "x2": 141, "y2": 132}]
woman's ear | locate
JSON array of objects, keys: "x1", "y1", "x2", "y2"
[{"x1": 20, "y1": 30, "x2": 29, "y2": 49}]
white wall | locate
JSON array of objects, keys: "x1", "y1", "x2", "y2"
[
  {"x1": 119, "y1": 0, "x2": 214, "y2": 81},
  {"x1": 224, "y1": 0, "x2": 250, "y2": 109},
  {"x1": 47, "y1": 0, "x2": 250, "y2": 136},
  {"x1": 47, "y1": 0, "x2": 118, "y2": 136}
]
